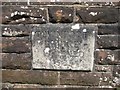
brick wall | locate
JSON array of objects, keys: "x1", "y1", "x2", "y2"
[{"x1": 1, "y1": 1, "x2": 120, "y2": 90}]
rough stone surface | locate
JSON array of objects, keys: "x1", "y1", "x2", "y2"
[
  {"x1": 2, "y1": 37, "x2": 31, "y2": 53},
  {"x1": 113, "y1": 65, "x2": 120, "y2": 86},
  {"x1": 32, "y1": 24, "x2": 96, "y2": 70},
  {"x1": 113, "y1": 65, "x2": 120, "y2": 77},
  {"x1": 2, "y1": 25, "x2": 31, "y2": 36},
  {"x1": 2, "y1": 53, "x2": 32, "y2": 69},
  {"x1": 1, "y1": 2, "x2": 120, "y2": 89},
  {"x1": 87, "y1": 88, "x2": 116, "y2": 90},
  {"x1": 95, "y1": 65, "x2": 113, "y2": 72},
  {"x1": 60, "y1": 72, "x2": 113, "y2": 86},
  {"x1": 76, "y1": 7, "x2": 118, "y2": 23},
  {"x1": 2, "y1": 70, "x2": 58, "y2": 85},
  {"x1": 48, "y1": 7, "x2": 73, "y2": 23},
  {"x1": 2, "y1": 2, "x2": 27, "y2": 5},
  {"x1": 2, "y1": 6, "x2": 47, "y2": 24},
  {"x1": 1, "y1": 0, "x2": 120, "y2": 2},
  {"x1": 2, "y1": 2, "x2": 119, "y2": 7},
  {"x1": 98, "y1": 24, "x2": 119, "y2": 35},
  {"x1": 1, "y1": 87, "x2": 117, "y2": 90},
  {"x1": 1, "y1": 83, "x2": 117, "y2": 90},
  {"x1": 95, "y1": 50, "x2": 120, "y2": 65},
  {"x1": 97, "y1": 35, "x2": 120, "y2": 49}
]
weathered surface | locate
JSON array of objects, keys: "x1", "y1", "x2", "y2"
[
  {"x1": 1, "y1": 2, "x2": 120, "y2": 90},
  {"x1": 32, "y1": 24, "x2": 96, "y2": 70},
  {"x1": 30, "y1": 2, "x2": 119, "y2": 6},
  {"x1": 60, "y1": 72, "x2": 113, "y2": 86},
  {"x1": 2, "y1": 6, "x2": 47, "y2": 24},
  {"x1": 97, "y1": 35, "x2": 120, "y2": 49},
  {"x1": 48, "y1": 7, "x2": 73, "y2": 23},
  {"x1": 2, "y1": 83, "x2": 116, "y2": 90},
  {"x1": 1, "y1": 0, "x2": 120, "y2": 2},
  {"x1": 95, "y1": 65, "x2": 113, "y2": 72},
  {"x1": 1, "y1": 87, "x2": 117, "y2": 90},
  {"x1": 113, "y1": 65, "x2": 120, "y2": 77},
  {"x1": 2, "y1": 53, "x2": 32, "y2": 69},
  {"x1": 2, "y1": 1, "x2": 119, "y2": 7},
  {"x1": 2, "y1": 70, "x2": 58, "y2": 85},
  {"x1": 87, "y1": 88, "x2": 116, "y2": 90},
  {"x1": 2, "y1": 25, "x2": 31, "y2": 36},
  {"x1": 76, "y1": 7, "x2": 118, "y2": 23},
  {"x1": 2, "y1": 37, "x2": 31, "y2": 53},
  {"x1": 113, "y1": 65, "x2": 120, "y2": 86},
  {"x1": 2, "y1": 2, "x2": 27, "y2": 5},
  {"x1": 95, "y1": 50, "x2": 120, "y2": 65},
  {"x1": 98, "y1": 24, "x2": 119, "y2": 35}
]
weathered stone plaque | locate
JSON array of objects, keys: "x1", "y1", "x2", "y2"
[{"x1": 32, "y1": 24, "x2": 96, "y2": 71}]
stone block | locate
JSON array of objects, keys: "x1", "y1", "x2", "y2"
[{"x1": 32, "y1": 24, "x2": 97, "y2": 71}]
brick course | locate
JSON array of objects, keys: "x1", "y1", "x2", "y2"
[{"x1": 1, "y1": 1, "x2": 120, "y2": 90}]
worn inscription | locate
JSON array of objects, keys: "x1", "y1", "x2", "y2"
[{"x1": 32, "y1": 24, "x2": 96, "y2": 70}]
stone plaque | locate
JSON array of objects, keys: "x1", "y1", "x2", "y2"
[{"x1": 32, "y1": 24, "x2": 97, "y2": 71}]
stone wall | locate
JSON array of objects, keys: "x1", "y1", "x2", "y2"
[{"x1": 1, "y1": 1, "x2": 120, "y2": 90}]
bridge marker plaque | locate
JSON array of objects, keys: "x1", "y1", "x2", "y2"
[{"x1": 32, "y1": 24, "x2": 97, "y2": 71}]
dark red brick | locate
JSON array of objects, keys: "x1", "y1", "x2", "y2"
[
  {"x1": 60, "y1": 72, "x2": 113, "y2": 86},
  {"x1": 2, "y1": 37, "x2": 31, "y2": 53},
  {"x1": 87, "y1": 88, "x2": 116, "y2": 90},
  {"x1": 2, "y1": 87, "x2": 117, "y2": 90},
  {"x1": 76, "y1": 7, "x2": 118, "y2": 23},
  {"x1": 2, "y1": 70, "x2": 58, "y2": 85},
  {"x1": 113, "y1": 65, "x2": 120, "y2": 86},
  {"x1": 48, "y1": 7, "x2": 73, "y2": 23},
  {"x1": 2, "y1": 6, "x2": 47, "y2": 24},
  {"x1": 2, "y1": 88, "x2": 8, "y2": 90},
  {"x1": 2, "y1": 83, "x2": 117, "y2": 90},
  {"x1": 95, "y1": 50, "x2": 120, "y2": 65},
  {"x1": 1, "y1": 0, "x2": 120, "y2": 2},
  {"x1": 113, "y1": 65, "x2": 120, "y2": 77},
  {"x1": 2, "y1": 25, "x2": 31, "y2": 36},
  {"x1": 2, "y1": 2, "x2": 27, "y2": 5},
  {"x1": 98, "y1": 24, "x2": 119, "y2": 35},
  {"x1": 2, "y1": 53, "x2": 32, "y2": 69},
  {"x1": 97, "y1": 35, "x2": 120, "y2": 49},
  {"x1": 95, "y1": 65, "x2": 113, "y2": 72}
]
